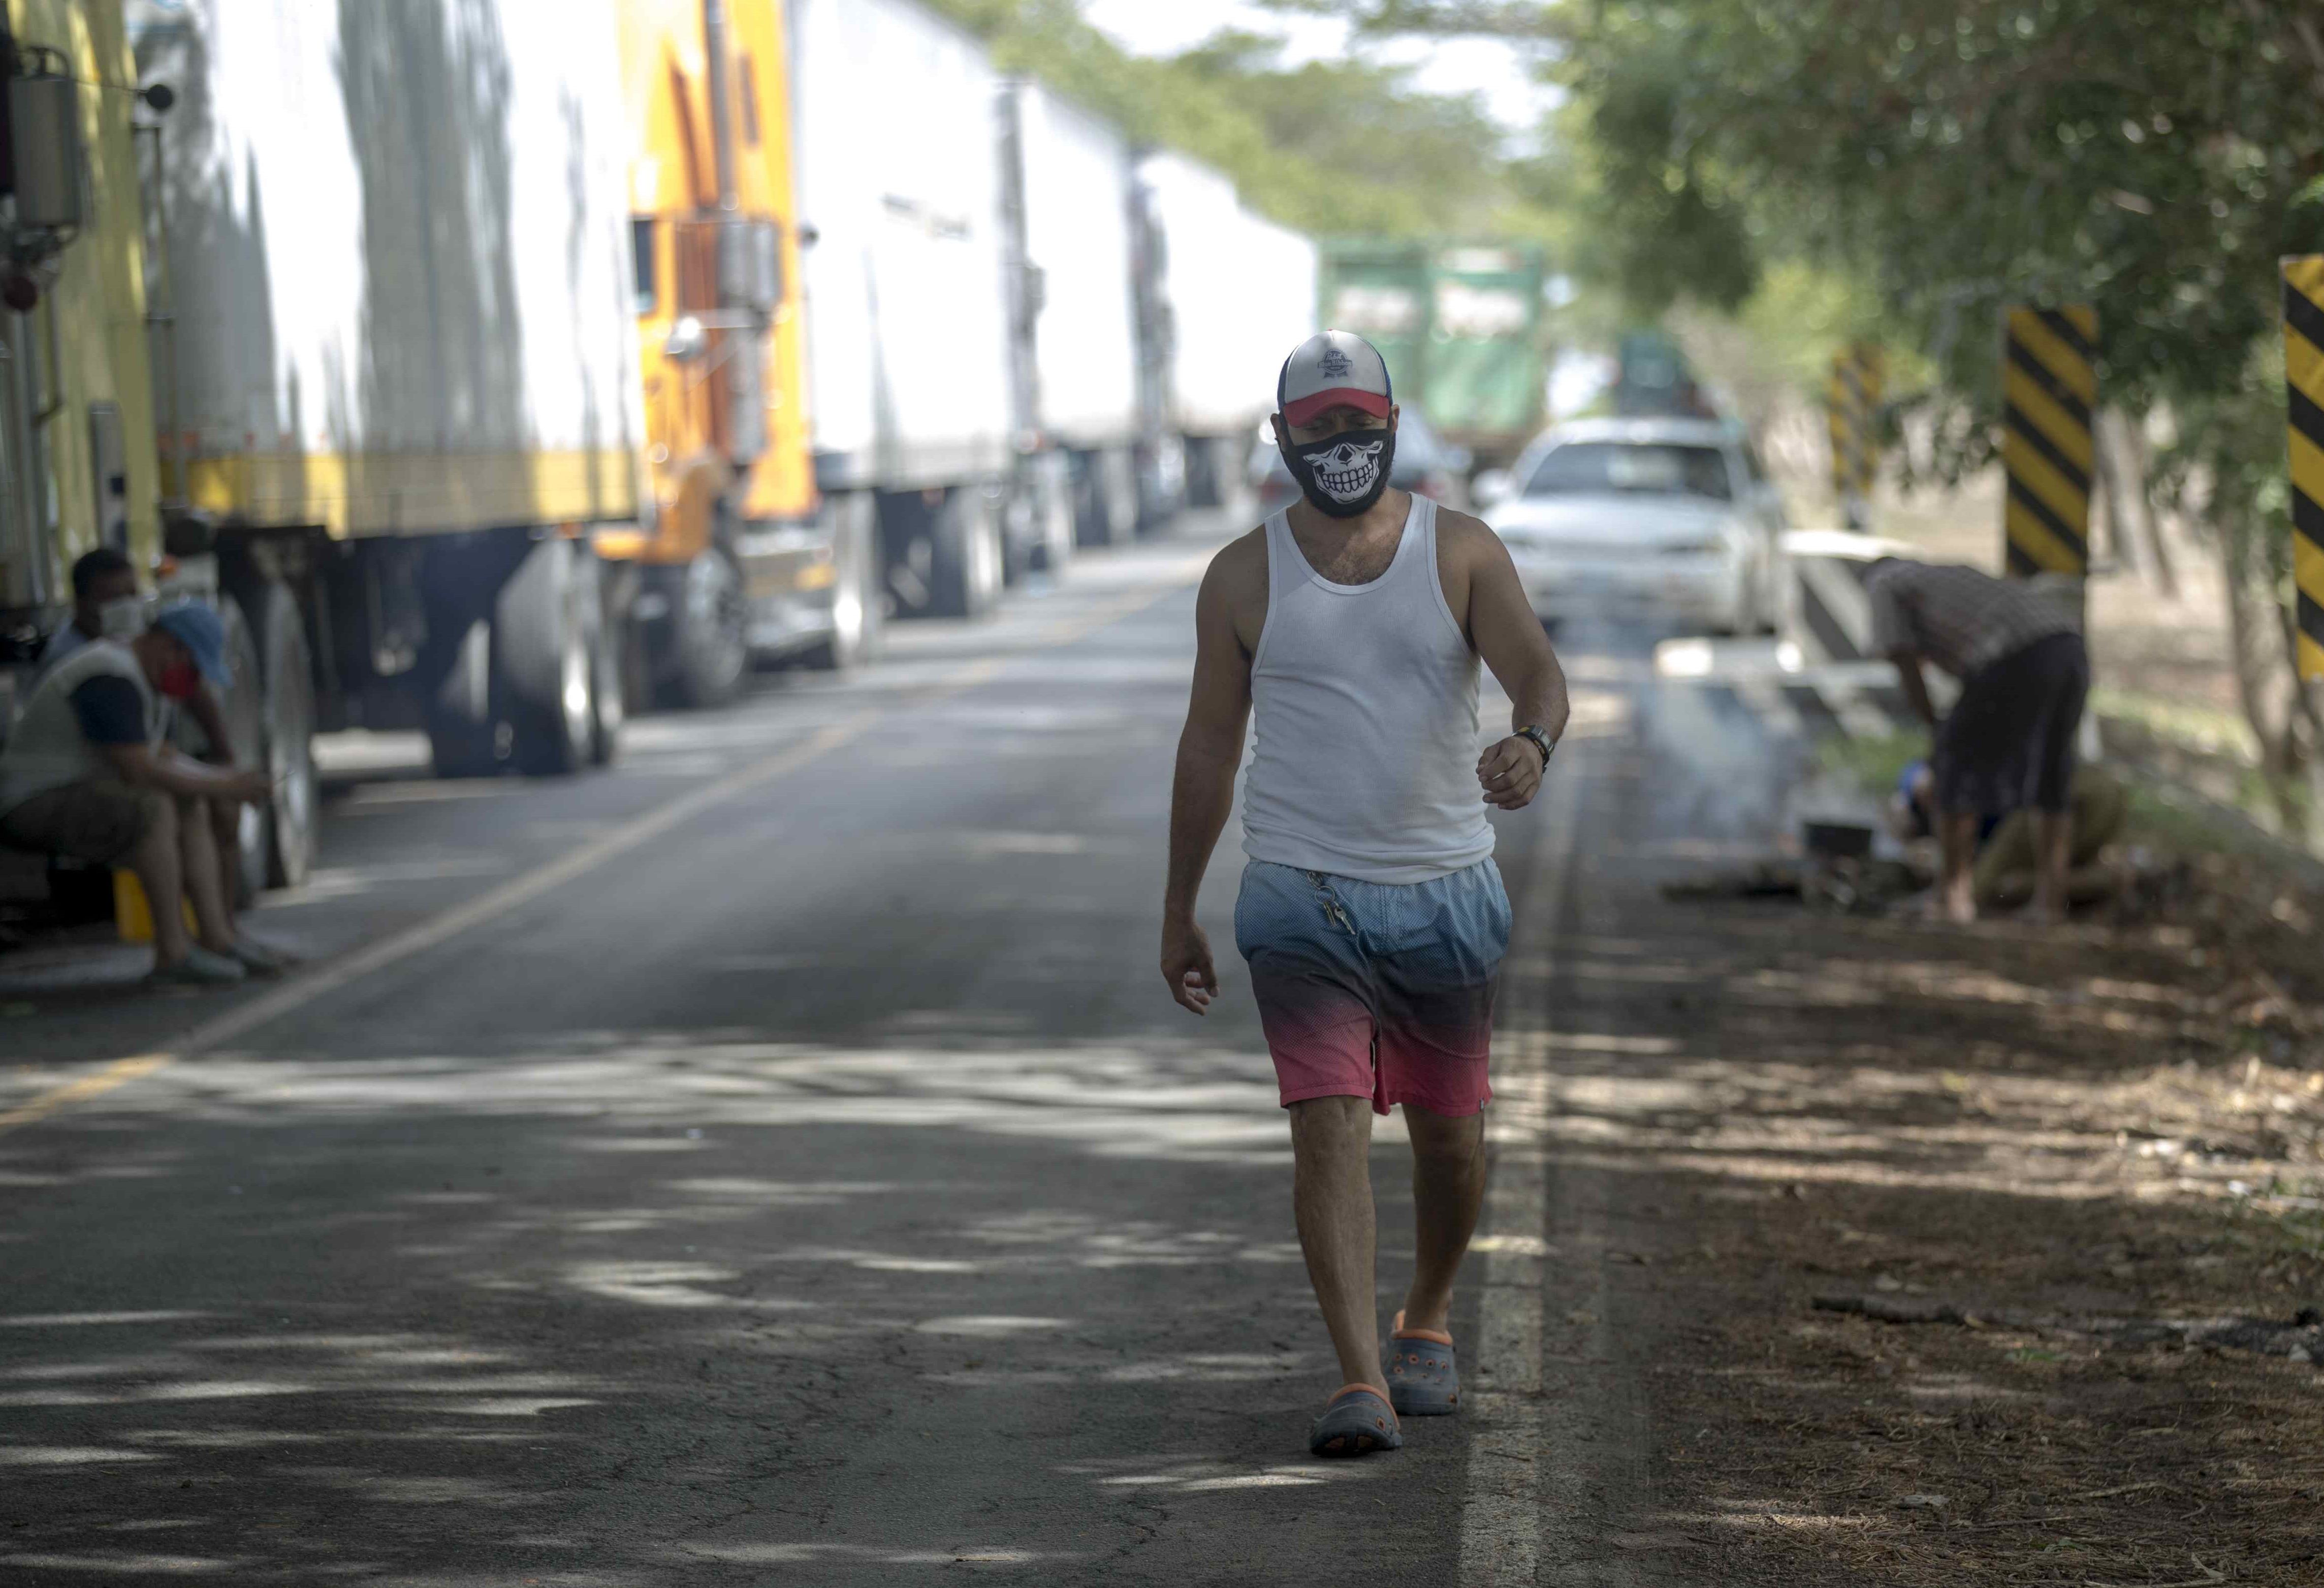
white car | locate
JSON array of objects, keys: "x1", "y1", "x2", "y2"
[{"x1": 1474, "y1": 418, "x2": 1787, "y2": 634}]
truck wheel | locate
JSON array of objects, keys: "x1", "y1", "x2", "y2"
[
  {"x1": 427, "y1": 618, "x2": 501, "y2": 778},
  {"x1": 668, "y1": 547, "x2": 748, "y2": 708},
  {"x1": 499, "y1": 537, "x2": 597, "y2": 776},
  {"x1": 250, "y1": 579, "x2": 319, "y2": 887},
  {"x1": 800, "y1": 493, "x2": 882, "y2": 671},
  {"x1": 1070, "y1": 450, "x2": 1112, "y2": 548},
  {"x1": 215, "y1": 594, "x2": 272, "y2": 906},
  {"x1": 1183, "y1": 435, "x2": 1222, "y2": 509},
  {"x1": 589, "y1": 572, "x2": 624, "y2": 765},
  {"x1": 927, "y1": 488, "x2": 1000, "y2": 620},
  {"x1": 1102, "y1": 448, "x2": 1141, "y2": 541}
]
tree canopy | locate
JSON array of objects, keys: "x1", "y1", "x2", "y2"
[{"x1": 926, "y1": 0, "x2": 1556, "y2": 240}]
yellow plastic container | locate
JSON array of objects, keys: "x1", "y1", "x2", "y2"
[{"x1": 113, "y1": 869, "x2": 196, "y2": 944}]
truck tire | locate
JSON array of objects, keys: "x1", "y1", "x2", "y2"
[
  {"x1": 667, "y1": 546, "x2": 748, "y2": 708},
  {"x1": 926, "y1": 487, "x2": 1001, "y2": 620},
  {"x1": 427, "y1": 618, "x2": 501, "y2": 779},
  {"x1": 799, "y1": 492, "x2": 882, "y2": 671},
  {"x1": 213, "y1": 594, "x2": 272, "y2": 906},
  {"x1": 249, "y1": 578, "x2": 319, "y2": 888},
  {"x1": 1101, "y1": 448, "x2": 1141, "y2": 541},
  {"x1": 589, "y1": 569, "x2": 624, "y2": 766},
  {"x1": 1183, "y1": 435, "x2": 1222, "y2": 509},
  {"x1": 499, "y1": 537, "x2": 598, "y2": 776},
  {"x1": 1070, "y1": 450, "x2": 1115, "y2": 548}
]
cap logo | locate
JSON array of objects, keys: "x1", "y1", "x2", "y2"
[{"x1": 1317, "y1": 348, "x2": 1353, "y2": 379}]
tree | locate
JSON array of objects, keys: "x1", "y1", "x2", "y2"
[
  {"x1": 1287, "y1": 0, "x2": 2324, "y2": 826},
  {"x1": 927, "y1": 0, "x2": 1553, "y2": 240}
]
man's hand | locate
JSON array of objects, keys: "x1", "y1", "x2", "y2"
[
  {"x1": 1477, "y1": 735, "x2": 1545, "y2": 810},
  {"x1": 225, "y1": 768, "x2": 272, "y2": 805},
  {"x1": 1160, "y1": 915, "x2": 1219, "y2": 1015}
]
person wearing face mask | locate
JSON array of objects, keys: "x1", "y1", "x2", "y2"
[
  {"x1": 39, "y1": 549, "x2": 260, "y2": 920},
  {"x1": 1, "y1": 600, "x2": 279, "y2": 986},
  {"x1": 36, "y1": 547, "x2": 148, "y2": 677},
  {"x1": 1160, "y1": 330, "x2": 1571, "y2": 1457}
]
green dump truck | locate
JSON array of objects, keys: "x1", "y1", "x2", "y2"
[{"x1": 1317, "y1": 240, "x2": 1547, "y2": 471}]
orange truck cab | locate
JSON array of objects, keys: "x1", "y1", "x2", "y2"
[{"x1": 607, "y1": 0, "x2": 878, "y2": 707}]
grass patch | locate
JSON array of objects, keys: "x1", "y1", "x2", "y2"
[{"x1": 1814, "y1": 728, "x2": 1925, "y2": 799}]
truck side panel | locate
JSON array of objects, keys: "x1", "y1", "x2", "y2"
[
  {"x1": 1139, "y1": 152, "x2": 1314, "y2": 439},
  {"x1": 1015, "y1": 82, "x2": 1136, "y2": 450},
  {"x1": 1320, "y1": 239, "x2": 1545, "y2": 466},
  {"x1": 138, "y1": 0, "x2": 642, "y2": 536},
  {"x1": 4, "y1": 0, "x2": 162, "y2": 607},
  {"x1": 792, "y1": 0, "x2": 1010, "y2": 490},
  {"x1": 1427, "y1": 244, "x2": 1545, "y2": 457}
]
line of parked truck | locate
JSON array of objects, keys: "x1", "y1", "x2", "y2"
[{"x1": 0, "y1": 0, "x2": 1328, "y2": 892}]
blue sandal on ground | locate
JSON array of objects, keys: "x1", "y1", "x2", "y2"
[
  {"x1": 1308, "y1": 1383, "x2": 1403, "y2": 1457},
  {"x1": 1387, "y1": 1311, "x2": 1459, "y2": 1416}
]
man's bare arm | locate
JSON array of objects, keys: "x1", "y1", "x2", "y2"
[
  {"x1": 1892, "y1": 651, "x2": 1939, "y2": 728},
  {"x1": 183, "y1": 684, "x2": 239, "y2": 768},
  {"x1": 1452, "y1": 515, "x2": 1569, "y2": 811},
  {"x1": 1161, "y1": 550, "x2": 1256, "y2": 1014},
  {"x1": 100, "y1": 742, "x2": 269, "y2": 803}
]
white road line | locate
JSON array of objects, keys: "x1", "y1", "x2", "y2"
[
  {"x1": 0, "y1": 576, "x2": 1199, "y2": 1139},
  {"x1": 1459, "y1": 764, "x2": 1584, "y2": 1586}
]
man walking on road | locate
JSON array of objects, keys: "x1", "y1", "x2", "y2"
[{"x1": 1160, "y1": 331, "x2": 1569, "y2": 1458}]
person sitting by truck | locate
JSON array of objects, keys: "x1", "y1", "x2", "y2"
[
  {"x1": 38, "y1": 547, "x2": 259, "y2": 915},
  {"x1": 0, "y1": 600, "x2": 280, "y2": 986},
  {"x1": 37, "y1": 547, "x2": 145, "y2": 674},
  {"x1": 1889, "y1": 757, "x2": 2129, "y2": 912}
]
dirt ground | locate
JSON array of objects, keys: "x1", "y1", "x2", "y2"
[{"x1": 1581, "y1": 820, "x2": 2324, "y2": 1583}]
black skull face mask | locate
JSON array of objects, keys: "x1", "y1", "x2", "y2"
[{"x1": 1283, "y1": 426, "x2": 1395, "y2": 518}]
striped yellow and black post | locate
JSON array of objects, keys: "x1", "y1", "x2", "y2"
[
  {"x1": 2281, "y1": 257, "x2": 2324, "y2": 681},
  {"x1": 2000, "y1": 306, "x2": 2097, "y2": 578},
  {"x1": 1825, "y1": 343, "x2": 1883, "y2": 528}
]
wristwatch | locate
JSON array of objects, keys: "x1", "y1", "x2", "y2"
[{"x1": 1514, "y1": 724, "x2": 1555, "y2": 770}]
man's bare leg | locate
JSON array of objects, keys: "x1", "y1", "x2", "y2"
[
  {"x1": 208, "y1": 796, "x2": 241, "y2": 920},
  {"x1": 2032, "y1": 808, "x2": 2073, "y2": 924},
  {"x1": 175, "y1": 794, "x2": 237, "y2": 953},
  {"x1": 130, "y1": 791, "x2": 192, "y2": 968},
  {"x1": 1289, "y1": 1095, "x2": 1388, "y2": 1394},
  {"x1": 1400, "y1": 1105, "x2": 1486, "y2": 1335},
  {"x1": 1938, "y1": 811, "x2": 1980, "y2": 923}
]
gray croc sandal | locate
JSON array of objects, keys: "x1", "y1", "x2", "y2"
[
  {"x1": 1308, "y1": 1384, "x2": 1403, "y2": 1458},
  {"x1": 1387, "y1": 1311, "x2": 1458, "y2": 1416}
]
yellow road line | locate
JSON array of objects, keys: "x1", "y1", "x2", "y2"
[
  {"x1": 0, "y1": 574, "x2": 1200, "y2": 1140},
  {"x1": 0, "y1": 1054, "x2": 173, "y2": 1134}
]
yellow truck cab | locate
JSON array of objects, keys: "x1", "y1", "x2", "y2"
[{"x1": 608, "y1": 0, "x2": 878, "y2": 706}]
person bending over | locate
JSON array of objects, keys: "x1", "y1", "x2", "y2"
[{"x1": 1867, "y1": 557, "x2": 2088, "y2": 924}]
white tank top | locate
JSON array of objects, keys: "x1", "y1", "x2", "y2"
[{"x1": 1240, "y1": 494, "x2": 1493, "y2": 884}]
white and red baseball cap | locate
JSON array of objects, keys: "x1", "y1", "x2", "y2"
[{"x1": 1277, "y1": 330, "x2": 1394, "y2": 427}]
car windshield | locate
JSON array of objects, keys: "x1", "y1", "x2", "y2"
[{"x1": 1522, "y1": 442, "x2": 1732, "y2": 502}]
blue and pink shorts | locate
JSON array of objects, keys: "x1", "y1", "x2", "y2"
[{"x1": 1234, "y1": 857, "x2": 1511, "y2": 1117}]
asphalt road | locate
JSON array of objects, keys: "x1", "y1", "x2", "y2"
[{"x1": 0, "y1": 513, "x2": 1793, "y2": 1585}]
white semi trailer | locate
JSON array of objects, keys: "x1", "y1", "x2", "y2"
[
  {"x1": 1136, "y1": 150, "x2": 1320, "y2": 511},
  {"x1": 789, "y1": 0, "x2": 1016, "y2": 620},
  {"x1": 130, "y1": 0, "x2": 642, "y2": 810},
  {"x1": 997, "y1": 78, "x2": 1142, "y2": 557}
]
